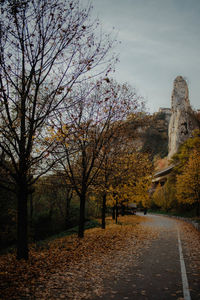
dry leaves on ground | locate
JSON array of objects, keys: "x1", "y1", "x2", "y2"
[
  {"x1": 178, "y1": 221, "x2": 200, "y2": 271},
  {"x1": 0, "y1": 215, "x2": 158, "y2": 300},
  {"x1": 178, "y1": 221, "x2": 200, "y2": 298}
]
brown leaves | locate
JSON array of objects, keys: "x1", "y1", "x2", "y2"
[
  {"x1": 0, "y1": 215, "x2": 157, "y2": 299},
  {"x1": 104, "y1": 77, "x2": 110, "y2": 83}
]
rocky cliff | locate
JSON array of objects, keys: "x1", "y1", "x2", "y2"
[
  {"x1": 168, "y1": 76, "x2": 198, "y2": 158},
  {"x1": 141, "y1": 111, "x2": 169, "y2": 159}
]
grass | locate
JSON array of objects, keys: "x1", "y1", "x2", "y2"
[
  {"x1": 0, "y1": 219, "x2": 101, "y2": 255},
  {"x1": 34, "y1": 219, "x2": 101, "y2": 250}
]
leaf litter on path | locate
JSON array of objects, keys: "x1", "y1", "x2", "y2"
[{"x1": 0, "y1": 215, "x2": 159, "y2": 299}]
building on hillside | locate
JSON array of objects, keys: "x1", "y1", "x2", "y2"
[{"x1": 151, "y1": 165, "x2": 175, "y2": 193}]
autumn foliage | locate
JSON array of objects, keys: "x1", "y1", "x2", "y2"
[
  {"x1": 0, "y1": 215, "x2": 156, "y2": 299},
  {"x1": 0, "y1": 0, "x2": 117, "y2": 259},
  {"x1": 152, "y1": 130, "x2": 200, "y2": 215},
  {"x1": 176, "y1": 149, "x2": 200, "y2": 216}
]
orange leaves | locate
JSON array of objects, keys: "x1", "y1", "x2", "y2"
[
  {"x1": 0, "y1": 215, "x2": 157, "y2": 299},
  {"x1": 154, "y1": 157, "x2": 169, "y2": 172},
  {"x1": 176, "y1": 149, "x2": 200, "y2": 207},
  {"x1": 104, "y1": 152, "x2": 152, "y2": 207},
  {"x1": 172, "y1": 129, "x2": 200, "y2": 173},
  {"x1": 103, "y1": 77, "x2": 110, "y2": 83},
  {"x1": 134, "y1": 176, "x2": 152, "y2": 208}
]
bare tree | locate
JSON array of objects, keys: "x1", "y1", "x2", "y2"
[
  {"x1": 0, "y1": 0, "x2": 116, "y2": 259},
  {"x1": 51, "y1": 79, "x2": 143, "y2": 237}
]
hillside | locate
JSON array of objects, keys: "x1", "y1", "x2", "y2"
[{"x1": 141, "y1": 110, "x2": 170, "y2": 159}]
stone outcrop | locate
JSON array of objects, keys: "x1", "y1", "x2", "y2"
[
  {"x1": 158, "y1": 107, "x2": 172, "y2": 123},
  {"x1": 168, "y1": 76, "x2": 198, "y2": 158}
]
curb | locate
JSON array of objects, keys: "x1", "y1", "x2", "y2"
[
  {"x1": 149, "y1": 213, "x2": 200, "y2": 232},
  {"x1": 173, "y1": 216, "x2": 200, "y2": 231}
]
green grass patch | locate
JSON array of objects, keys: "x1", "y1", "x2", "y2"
[
  {"x1": 0, "y1": 219, "x2": 101, "y2": 255},
  {"x1": 34, "y1": 219, "x2": 101, "y2": 249}
]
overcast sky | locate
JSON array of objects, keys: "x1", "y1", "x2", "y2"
[{"x1": 84, "y1": 0, "x2": 200, "y2": 113}]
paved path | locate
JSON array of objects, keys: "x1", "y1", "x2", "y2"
[{"x1": 95, "y1": 214, "x2": 200, "y2": 300}]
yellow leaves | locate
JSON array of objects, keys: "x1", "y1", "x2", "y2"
[
  {"x1": 89, "y1": 195, "x2": 96, "y2": 202},
  {"x1": 172, "y1": 129, "x2": 200, "y2": 172},
  {"x1": 152, "y1": 183, "x2": 163, "y2": 207},
  {"x1": 61, "y1": 124, "x2": 68, "y2": 134},
  {"x1": 106, "y1": 193, "x2": 115, "y2": 207},
  {"x1": 108, "y1": 185, "x2": 114, "y2": 192},
  {"x1": 45, "y1": 124, "x2": 69, "y2": 144},
  {"x1": 104, "y1": 152, "x2": 152, "y2": 208},
  {"x1": 47, "y1": 126, "x2": 55, "y2": 134},
  {"x1": 176, "y1": 149, "x2": 200, "y2": 206},
  {"x1": 152, "y1": 180, "x2": 176, "y2": 211}
]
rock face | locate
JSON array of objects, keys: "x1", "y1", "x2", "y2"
[
  {"x1": 158, "y1": 107, "x2": 172, "y2": 123},
  {"x1": 168, "y1": 76, "x2": 197, "y2": 158}
]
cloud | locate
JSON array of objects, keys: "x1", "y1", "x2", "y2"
[{"x1": 82, "y1": 0, "x2": 200, "y2": 112}]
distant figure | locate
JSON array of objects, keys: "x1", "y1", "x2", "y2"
[{"x1": 144, "y1": 208, "x2": 147, "y2": 215}]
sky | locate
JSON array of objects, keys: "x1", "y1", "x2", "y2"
[{"x1": 83, "y1": 0, "x2": 200, "y2": 113}]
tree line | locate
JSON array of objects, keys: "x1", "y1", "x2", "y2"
[
  {"x1": 152, "y1": 129, "x2": 200, "y2": 217},
  {"x1": 0, "y1": 0, "x2": 152, "y2": 260},
  {"x1": 2, "y1": 0, "x2": 198, "y2": 262}
]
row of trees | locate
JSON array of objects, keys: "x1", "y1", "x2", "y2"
[
  {"x1": 152, "y1": 130, "x2": 200, "y2": 216},
  {"x1": 0, "y1": 0, "x2": 151, "y2": 260},
  {"x1": 48, "y1": 80, "x2": 147, "y2": 238}
]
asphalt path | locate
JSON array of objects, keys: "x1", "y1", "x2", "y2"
[{"x1": 95, "y1": 214, "x2": 200, "y2": 300}]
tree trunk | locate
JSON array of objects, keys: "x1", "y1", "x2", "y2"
[
  {"x1": 196, "y1": 200, "x2": 200, "y2": 217},
  {"x1": 29, "y1": 193, "x2": 33, "y2": 227},
  {"x1": 17, "y1": 183, "x2": 28, "y2": 260},
  {"x1": 78, "y1": 191, "x2": 86, "y2": 238},
  {"x1": 112, "y1": 206, "x2": 115, "y2": 220},
  {"x1": 65, "y1": 190, "x2": 72, "y2": 228},
  {"x1": 102, "y1": 193, "x2": 106, "y2": 229},
  {"x1": 115, "y1": 200, "x2": 118, "y2": 224},
  {"x1": 29, "y1": 193, "x2": 33, "y2": 240},
  {"x1": 121, "y1": 204, "x2": 125, "y2": 216}
]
